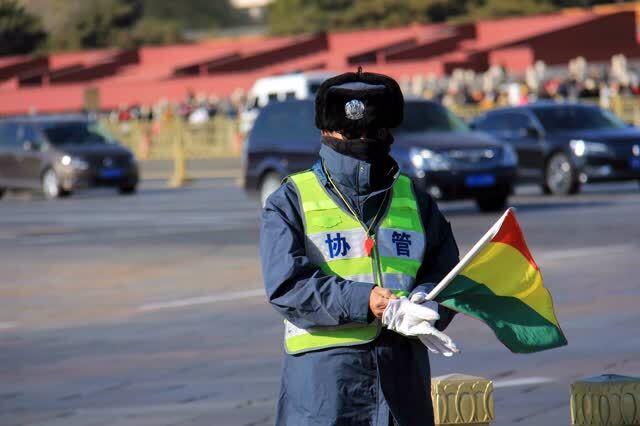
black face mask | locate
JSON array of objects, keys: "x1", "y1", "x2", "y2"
[{"x1": 320, "y1": 131, "x2": 394, "y2": 163}]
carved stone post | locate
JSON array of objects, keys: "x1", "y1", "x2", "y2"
[
  {"x1": 431, "y1": 374, "x2": 495, "y2": 425},
  {"x1": 571, "y1": 374, "x2": 640, "y2": 425}
]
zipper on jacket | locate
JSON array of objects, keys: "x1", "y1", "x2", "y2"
[{"x1": 371, "y1": 232, "x2": 384, "y2": 287}]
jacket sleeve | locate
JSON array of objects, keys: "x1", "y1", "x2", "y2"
[
  {"x1": 260, "y1": 182, "x2": 374, "y2": 329},
  {"x1": 412, "y1": 190, "x2": 460, "y2": 331}
]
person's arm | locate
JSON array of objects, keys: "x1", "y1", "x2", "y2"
[
  {"x1": 411, "y1": 190, "x2": 460, "y2": 331},
  {"x1": 260, "y1": 182, "x2": 375, "y2": 329}
]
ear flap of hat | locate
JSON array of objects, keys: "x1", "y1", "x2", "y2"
[{"x1": 361, "y1": 72, "x2": 404, "y2": 128}]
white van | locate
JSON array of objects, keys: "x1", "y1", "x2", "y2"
[{"x1": 239, "y1": 72, "x2": 334, "y2": 135}]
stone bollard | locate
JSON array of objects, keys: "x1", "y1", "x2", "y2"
[
  {"x1": 571, "y1": 374, "x2": 640, "y2": 425},
  {"x1": 431, "y1": 374, "x2": 495, "y2": 425}
]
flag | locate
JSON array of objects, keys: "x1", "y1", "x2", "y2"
[{"x1": 433, "y1": 208, "x2": 567, "y2": 353}]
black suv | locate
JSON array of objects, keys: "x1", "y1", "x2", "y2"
[
  {"x1": 0, "y1": 114, "x2": 138, "y2": 199},
  {"x1": 471, "y1": 102, "x2": 640, "y2": 195},
  {"x1": 243, "y1": 99, "x2": 518, "y2": 212}
]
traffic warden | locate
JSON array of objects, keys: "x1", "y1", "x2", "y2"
[{"x1": 261, "y1": 70, "x2": 461, "y2": 426}]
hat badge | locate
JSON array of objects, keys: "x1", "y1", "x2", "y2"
[{"x1": 345, "y1": 99, "x2": 365, "y2": 120}]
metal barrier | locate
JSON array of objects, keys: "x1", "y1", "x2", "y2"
[
  {"x1": 103, "y1": 96, "x2": 640, "y2": 187},
  {"x1": 103, "y1": 96, "x2": 640, "y2": 163},
  {"x1": 102, "y1": 115, "x2": 239, "y2": 161},
  {"x1": 613, "y1": 97, "x2": 640, "y2": 126},
  {"x1": 450, "y1": 104, "x2": 484, "y2": 120}
]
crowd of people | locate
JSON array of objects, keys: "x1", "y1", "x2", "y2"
[
  {"x1": 105, "y1": 89, "x2": 245, "y2": 126},
  {"x1": 106, "y1": 54, "x2": 640, "y2": 127},
  {"x1": 401, "y1": 55, "x2": 640, "y2": 111}
]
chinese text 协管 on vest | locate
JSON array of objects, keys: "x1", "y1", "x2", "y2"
[{"x1": 284, "y1": 170, "x2": 425, "y2": 354}]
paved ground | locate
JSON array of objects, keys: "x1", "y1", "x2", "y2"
[{"x1": 1, "y1": 177, "x2": 639, "y2": 426}]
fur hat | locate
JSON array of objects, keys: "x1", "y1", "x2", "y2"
[{"x1": 315, "y1": 69, "x2": 404, "y2": 135}]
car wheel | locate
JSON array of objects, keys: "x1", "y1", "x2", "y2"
[
  {"x1": 544, "y1": 153, "x2": 580, "y2": 195},
  {"x1": 260, "y1": 172, "x2": 282, "y2": 207},
  {"x1": 41, "y1": 169, "x2": 61, "y2": 199},
  {"x1": 0, "y1": 188, "x2": 5, "y2": 199},
  {"x1": 475, "y1": 193, "x2": 509, "y2": 213},
  {"x1": 119, "y1": 185, "x2": 137, "y2": 195}
]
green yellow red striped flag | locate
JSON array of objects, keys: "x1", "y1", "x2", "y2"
[{"x1": 431, "y1": 208, "x2": 567, "y2": 353}]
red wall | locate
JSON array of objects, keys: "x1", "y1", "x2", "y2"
[
  {"x1": 1, "y1": 9, "x2": 639, "y2": 115},
  {"x1": 489, "y1": 47, "x2": 534, "y2": 73},
  {"x1": 526, "y1": 12, "x2": 640, "y2": 65}
]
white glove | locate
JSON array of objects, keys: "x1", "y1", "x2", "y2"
[
  {"x1": 383, "y1": 296, "x2": 460, "y2": 357},
  {"x1": 382, "y1": 297, "x2": 440, "y2": 336},
  {"x1": 410, "y1": 291, "x2": 460, "y2": 357},
  {"x1": 417, "y1": 330, "x2": 459, "y2": 357}
]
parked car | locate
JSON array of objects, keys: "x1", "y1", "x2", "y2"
[
  {"x1": 243, "y1": 99, "x2": 518, "y2": 212},
  {"x1": 0, "y1": 114, "x2": 139, "y2": 199},
  {"x1": 470, "y1": 102, "x2": 640, "y2": 195}
]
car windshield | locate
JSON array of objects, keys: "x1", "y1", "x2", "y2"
[
  {"x1": 397, "y1": 102, "x2": 469, "y2": 133},
  {"x1": 41, "y1": 122, "x2": 114, "y2": 145},
  {"x1": 532, "y1": 106, "x2": 627, "y2": 131}
]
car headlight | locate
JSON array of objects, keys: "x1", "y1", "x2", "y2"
[
  {"x1": 409, "y1": 148, "x2": 450, "y2": 171},
  {"x1": 570, "y1": 140, "x2": 610, "y2": 157},
  {"x1": 60, "y1": 155, "x2": 89, "y2": 170},
  {"x1": 501, "y1": 144, "x2": 518, "y2": 167}
]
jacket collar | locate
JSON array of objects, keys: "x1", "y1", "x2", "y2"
[{"x1": 315, "y1": 144, "x2": 398, "y2": 196}]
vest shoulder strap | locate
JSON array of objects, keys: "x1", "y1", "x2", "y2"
[
  {"x1": 394, "y1": 174, "x2": 415, "y2": 197},
  {"x1": 388, "y1": 174, "x2": 419, "y2": 208},
  {"x1": 289, "y1": 170, "x2": 337, "y2": 213},
  {"x1": 282, "y1": 169, "x2": 314, "y2": 185}
]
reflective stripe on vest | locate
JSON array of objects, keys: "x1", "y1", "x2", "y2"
[{"x1": 284, "y1": 170, "x2": 425, "y2": 355}]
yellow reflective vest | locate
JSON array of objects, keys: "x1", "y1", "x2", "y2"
[{"x1": 284, "y1": 170, "x2": 426, "y2": 354}]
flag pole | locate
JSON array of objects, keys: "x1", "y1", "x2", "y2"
[{"x1": 426, "y1": 208, "x2": 513, "y2": 301}]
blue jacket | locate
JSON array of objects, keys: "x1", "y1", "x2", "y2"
[{"x1": 261, "y1": 144, "x2": 460, "y2": 426}]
